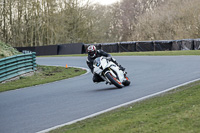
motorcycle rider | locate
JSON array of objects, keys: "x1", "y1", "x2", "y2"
[{"x1": 86, "y1": 45, "x2": 125, "y2": 83}]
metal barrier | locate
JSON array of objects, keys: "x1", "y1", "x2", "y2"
[
  {"x1": 14, "y1": 38, "x2": 200, "y2": 55},
  {"x1": 0, "y1": 52, "x2": 36, "y2": 82}
]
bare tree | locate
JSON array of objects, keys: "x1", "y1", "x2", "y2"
[{"x1": 0, "y1": 0, "x2": 167, "y2": 47}]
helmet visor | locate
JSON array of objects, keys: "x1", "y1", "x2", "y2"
[{"x1": 88, "y1": 51, "x2": 95, "y2": 56}]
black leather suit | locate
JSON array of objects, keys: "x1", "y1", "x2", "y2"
[
  {"x1": 87, "y1": 50, "x2": 125, "y2": 83},
  {"x1": 86, "y1": 50, "x2": 111, "y2": 82}
]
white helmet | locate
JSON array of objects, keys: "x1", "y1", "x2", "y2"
[{"x1": 87, "y1": 45, "x2": 97, "y2": 58}]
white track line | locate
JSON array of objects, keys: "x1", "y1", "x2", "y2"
[{"x1": 37, "y1": 78, "x2": 200, "y2": 133}]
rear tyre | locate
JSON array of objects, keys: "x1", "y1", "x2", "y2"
[{"x1": 105, "y1": 72, "x2": 123, "y2": 88}]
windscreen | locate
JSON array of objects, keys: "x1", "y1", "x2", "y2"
[{"x1": 93, "y1": 57, "x2": 101, "y2": 67}]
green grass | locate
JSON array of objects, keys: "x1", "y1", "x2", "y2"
[
  {"x1": 50, "y1": 80, "x2": 200, "y2": 133},
  {"x1": 0, "y1": 41, "x2": 20, "y2": 58},
  {"x1": 0, "y1": 65, "x2": 86, "y2": 92},
  {"x1": 39, "y1": 50, "x2": 200, "y2": 57},
  {"x1": 38, "y1": 54, "x2": 87, "y2": 57},
  {"x1": 111, "y1": 50, "x2": 200, "y2": 56}
]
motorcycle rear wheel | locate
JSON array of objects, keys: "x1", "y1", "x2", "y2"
[{"x1": 105, "y1": 72, "x2": 123, "y2": 88}]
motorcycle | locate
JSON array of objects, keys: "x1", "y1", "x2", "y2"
[{"x1": 93, "y1": 56, "x2": 130, "y2": 88}]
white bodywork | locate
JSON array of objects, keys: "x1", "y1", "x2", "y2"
[{"x1": 93, "y1": 57, "x2": 126, "y2": 84}]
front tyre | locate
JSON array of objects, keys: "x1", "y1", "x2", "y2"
[
  {"x1": 123, "y1": 76, "x2": 131, "y2": 86},
  {"x1": 105, "y1": 72, "x2": 123, "y2": 88}
]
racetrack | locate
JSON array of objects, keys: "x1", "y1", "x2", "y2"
[{"x1": 0, "y1": 56, "x2": 200, "y2": 133}]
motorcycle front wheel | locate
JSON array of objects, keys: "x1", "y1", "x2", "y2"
[
  {"x1": 123, "y1": 76, "x2": 131, "y2": 86},
  {"x1": 105, "y1": 72, "x2": 123, "y2": 88}
]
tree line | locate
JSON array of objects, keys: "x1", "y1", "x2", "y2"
[{"x1": 1, "y1": 0, "x2": 199, "y2": 47}]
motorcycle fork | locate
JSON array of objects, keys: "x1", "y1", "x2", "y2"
[{"x1": 108, "y1": 68, "x2": 119, "y2": 80}]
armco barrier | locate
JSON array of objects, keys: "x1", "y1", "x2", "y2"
[
  {"x1": 194, "y1": 39, "x2": 200, "y2": 50},
  {"x1": 85, "y1": 39, "x2": 199, "y2": 53},
  {"x1": 15, "y1": 38, "x2": 200, "y2": 55},
  {"x1": 136, "y1": 41, "x2": 154, "y2": 51},
  {"x1": 119, "y1": 42, "x2": 136, "y2": 52},
  {"x1": 101, "y1": 43, "x2": 119, "y2": 53},
  {"x1": 35, "y1": 45, "x2": 58, "y2": 56},
  {"x1": 0, "y1": 52, "x2": 36, "y2": 82},
  {"x1": 153, "y1": 40, "x2": 173, "y2": 51},
  {"x1": 58, "y1": 43, "x2": 83, "y2": 55}
]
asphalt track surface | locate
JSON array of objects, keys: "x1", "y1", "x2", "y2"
[{"x1": 0, "y1": 56, "x2": 200, "y2": 133}]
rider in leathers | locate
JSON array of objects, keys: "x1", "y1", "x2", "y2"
[{"x1": 86, "y1": 45, "x2": 125, "y2": 83}]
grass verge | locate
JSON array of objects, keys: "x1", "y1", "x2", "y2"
[
  {"x1": 111, "y1": 50, "x2": 200, "y2": 56},
  {"x1": 0, "y1": 65, "x2": 86, "y2": 92},
  {"x1": 0, "y1": 41, "x2": 20, "y2": 58},
  {"x1": 39, "y1": 50, "x2": 200, "y2": 57},
  {"x1": 50, "y1": 80, "x2": 200, "y2": 133}
]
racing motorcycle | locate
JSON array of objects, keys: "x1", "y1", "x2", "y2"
[{"x1": 93, "y1": 56, "x2": 130, "y2": 88}]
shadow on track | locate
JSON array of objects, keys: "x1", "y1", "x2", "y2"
[{"x1": 94, "y1": 86, "x2": 121, "y2": 92}]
